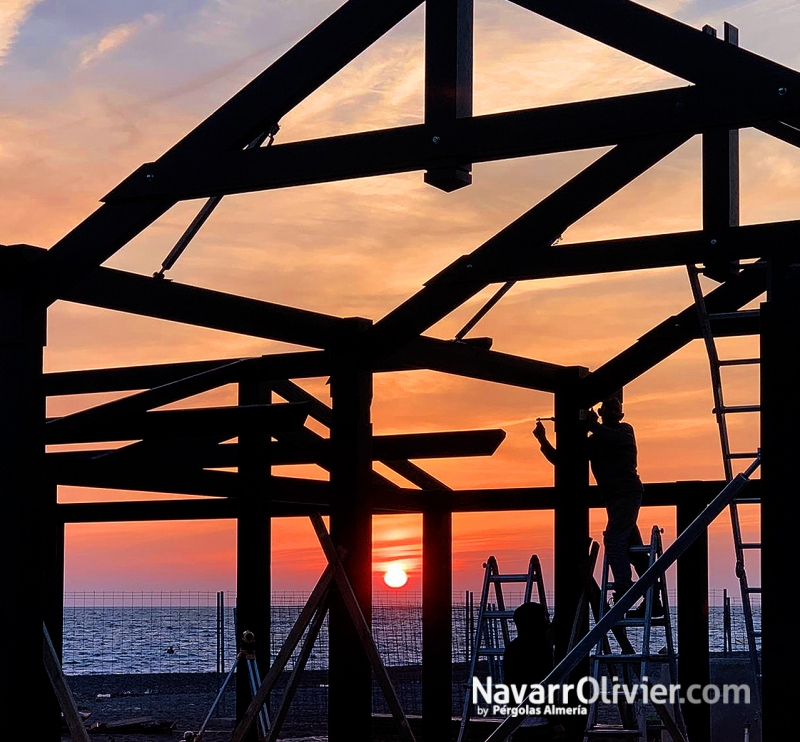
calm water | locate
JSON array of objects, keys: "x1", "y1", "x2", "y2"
[{"x1": 61, "y1": 601, "x2": 758, "y2": 675}]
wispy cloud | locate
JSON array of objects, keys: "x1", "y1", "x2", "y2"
[
  {"x1": 79, "y1": 13, "x2": 161, "y2": 67},
  {"x1": 0, "y1": 0, "x2": 43, "y2": 64}
]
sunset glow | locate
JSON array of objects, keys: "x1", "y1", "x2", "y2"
[{"x1": 2, "y1": 0, "x2": 789, "y2": 596}]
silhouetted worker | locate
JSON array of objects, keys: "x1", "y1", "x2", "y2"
[
  {"x1": 533, "y1": 397, "x2": 659, "y2": 615},
  {"x1": 503, "y1": 601, "x2": 553, "y2": 688},
  {"x1": 503, "y1": 602, "x2": 565, "y2": 739}
]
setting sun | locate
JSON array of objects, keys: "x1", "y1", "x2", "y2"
[{"x1": 383, "y1": 565, "x2": 409, "y2": 589}]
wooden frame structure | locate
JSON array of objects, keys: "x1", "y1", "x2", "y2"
[{"x1": 2, "y1": 0, "x2": 797, "y2": 739}]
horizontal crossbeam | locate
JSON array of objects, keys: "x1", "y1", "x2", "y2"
[
  {"x1": 104, "y1": 86, "x2": 800, "y2": 202},
  {"x1": 433, "y1": 221, "x2": 800, "y2": 284},
  {"x1": 46, "y1": 403, "x2": 307, "y2": 444}
]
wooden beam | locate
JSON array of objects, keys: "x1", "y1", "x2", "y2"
[
  {"x1": 62, "y1": 260, "x2": 343, "y2": 348},
  {"x1": 103, "y1": 86, "x2": 799, "y2": 202},
  {"x1": 367, "y1": 135, "x2": 690, "y2": 360},
  {"x1": 509, "y1": 0, "x2": 800, "y2": 90},
  {"x1": 440, "y1": 221, "x2": 800, "y2": 285},
  {"x1": 54, "y1": 479, "x2": 757, "y2": 522},
  {"x1": 44, "y1": 352, "x2": 330, "y2": 396},
  {"x1": 580, "y1": 263, "x2": 766, "y2": 406},
  {"x1": 40, "y1": 0, "x2": 424, "y2": 300},
  {"x1": 46, "y1": 402, "x2": 307, "y2": 444}
]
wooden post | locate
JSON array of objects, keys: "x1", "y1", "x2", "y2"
[
  {"x1": 236, "y1": 380, "x2": 272, "y2": 738},
  {"x1": 761, "y1": 255, "x2": 800, "y2": 738},
  {"x1": 424, "y1": 0, "x2": 473, "y2": 192},
  {"x1": 328, "y1": 318, "x2": 374, "y2": 742},
  {"x1": 701, "y1": 23, "x2": 740, "y2": 283},
  {"x1": 553, "y1": 373, "x2": 590, "y2": 663},
  {"x1": 423, "y1": 507, "x2": 452, "y2": 741},
  {"x1": 0, "y1": 289, "x2": 48, "y2": 737},
  {"x1": 677, "y1": 498, "x2": 710, "y2": 740}
]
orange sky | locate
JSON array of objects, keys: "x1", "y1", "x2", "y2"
[{"x1": 3, "y1": 0, "x2": 794, "y2": 598}]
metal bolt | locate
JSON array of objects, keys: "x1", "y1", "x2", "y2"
[
  {"x1": 145, "y1": 173, "x2": 155, "y2": 181},
  {"x1": 432, "y1": 135, "x2": 441, "y2": 144},
  {"x1": 778, "y1": 87, "x2": 788, "y2": 96},
  {"x1": 710, "y1": 239, "x2": 717, "y2": 245},
  {"x1": 466, "y1": 264, "x2": 473, "y2": 269}
]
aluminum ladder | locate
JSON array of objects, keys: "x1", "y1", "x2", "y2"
[
  {"x1": 583, "y1": 526, "x2": 687, "y2": 742},
  {"x1": 457, "y1": 554, "x2": 547, "y2": 742},
  {"x1": 686, "y1": 262, "x2": 762, "y2": 710}
]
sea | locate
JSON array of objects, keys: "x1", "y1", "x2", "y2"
[{"x1": 61, "y1": 594, "x2": 759, "y2": 676}]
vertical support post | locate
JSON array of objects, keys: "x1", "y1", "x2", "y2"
[
  {"x1": 328, "y1": 318, "x2": 374, "y2": 742},
  {"x1": 677, "y1": 495, "x2": 710, "y2": 740},
  {"x1": 424, "y1": 0, "x2": 473, "y2": 192},
  {"x1": 0, "y1": 288, "x2": 48, "y2": 738},
  {"x1": 423, "y1": 506, "x2": 452, "y2": 741},
  {"x1": 553, "y1": 371, "x2": 590, "y2": 666},
  {"x1": 701, "y1": 22, "x2": 740, "y2": 282},
  {"x1": 236, "y1": 379, "x2": 272, "y2": 738},
  {"x1": 761, "y1": 256, "x2": 800, "y2": 738},
  {"x1": 44, "y1": 484, "x2": 65, "y2": 741}
]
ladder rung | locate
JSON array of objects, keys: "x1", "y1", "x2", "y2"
[
  {"x1": 478, "y1": 648, "x2": 506, "y2": 656},
  {"x1": 741, "y1": 542, "x2": 761, "y2": 549},
  {"x1": 488, "y1": 574, "x2": 528, "y2": 582},
  {"x1": 719, "y1": 358, "x2": 760, "y2": 366},
  {"x1": 733, "y1": 496, "x2": 760, "y2": 504},
  {"x1": 481, "y1": 610, "x2": 515, "y2": 619},
  {"x1": 713, "y1": 404, "x2": 760, "y2": 414},
  {"x1": 746, "y1": 587, "x2": 762, "y2": 594},
  {"x1": 727, "y1": 452, "x2": 760, "y2": 459},
  {"x1": 584, "y1": 729, "x2": 642, "y2": 737},
  {"x1": 594, "y1": 654, "x2": 671, "y2": 662},
  {"x1": 616, "y1": 617, "x2": 669, "y2": 627}
]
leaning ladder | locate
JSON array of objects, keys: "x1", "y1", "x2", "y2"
[
  {"x1": 583, "y1": 526, "x2": 686, "y2": 741},
  {"x1": 482, "y1": 458, "x2": 761, "y2": 742},
  {"x1": 456, "y1": 554, "x2": 547, "y2": 742},
  {"x1": 686, "y1": 262, "x2": 762, "y2": 709}
]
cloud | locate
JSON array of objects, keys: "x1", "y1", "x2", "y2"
[
  {"x1": 79, "y1": 13, "x2": 161, "y2": 67},
  {"x1": 0, "y1": 0, "x2": 43, "y2": 64}
]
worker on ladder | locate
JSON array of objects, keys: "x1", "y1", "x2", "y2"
[{"x1": 533, "y1": 396, "x2": 661, "y2": 616}]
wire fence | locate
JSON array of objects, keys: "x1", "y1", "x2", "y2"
[
  {"x1": 60, "y1": 589, "x2": 760, "y2": 732},
  {"x1": 63, "y1": 588, "x2": 757, "y2": 675}
]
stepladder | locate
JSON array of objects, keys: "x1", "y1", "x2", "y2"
[
  {"x1": 583, "y1": 525, "x2": 688, "y2": 742},
  {"x1": 457, "y1": 554, "x2": 548, "y2": 742}
]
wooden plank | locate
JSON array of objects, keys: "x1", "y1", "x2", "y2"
[
  {"x1": 229, "y1": 555, "x2": 340, "y2": 742},
  {"x1": 42, "y1": 623, "x2": 92, "y2": 742},
  {"x1": 265, "y1": 589, "x2": 331, "y2": 742},
  {"x1": 310, "y1": 513, "x2": 417, "y2": 742}
]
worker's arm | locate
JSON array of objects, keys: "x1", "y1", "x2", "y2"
[{"x1": 532, "y1": 421, "x2": 557, "y2": 465}]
